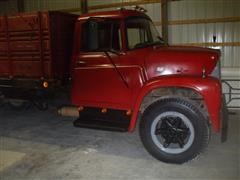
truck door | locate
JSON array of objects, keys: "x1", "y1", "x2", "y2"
[{"x1": 71, "y1": 19, "x2": 133, "y2": 109}]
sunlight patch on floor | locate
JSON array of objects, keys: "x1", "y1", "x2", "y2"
[{"x1": 0, "y1": 150, "x2": 25, "y2": 172}]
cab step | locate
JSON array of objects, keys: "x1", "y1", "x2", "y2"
[{"x1": 73, "y1": 107, "x2": 131, "y2": 132}]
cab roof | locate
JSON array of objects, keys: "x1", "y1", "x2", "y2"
[{"x1": 78, "y1": 9, "x2": 150, "y2": 21}]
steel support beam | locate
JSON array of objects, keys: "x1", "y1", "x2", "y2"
[
  {"x1": 81, "y1": 0, "x2": 88, "y2": 14},
  {"x1": 161, "y1": 0, "x2": 168, "y2": 45},
  {"x1": 17, "y1": 0, "x2": 24, "y2": 12}
]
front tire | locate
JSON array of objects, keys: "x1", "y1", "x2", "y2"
[{"x1": 139, "y1": 98, "x2": 210, "y2": 164}]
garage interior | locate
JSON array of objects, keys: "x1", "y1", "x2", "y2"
[{"x1": 0, "y1": 0, "x2": 239, "y2": 179}]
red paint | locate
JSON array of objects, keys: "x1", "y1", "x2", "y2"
[
  {"x1": 71, "y1": 10, "x2": 223, "y2": 132},
  {"x1": 145, "y1": 46, "x2": 219, "y2": 78},
  {"x1": 129, "y1": 76, "x2": 222, "y2": 132},
  {"x1": 78, "y1": 9, "x2": 149, "y2": 21},
  {"x1": 0, "y1": 11, "x2": 77, "y2": 80}
]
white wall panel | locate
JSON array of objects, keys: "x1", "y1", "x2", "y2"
[
  {"x1": 143, "y1": 3, "x2": 161, "y2": 22},
  {"x1": 0, "y1": 0, "x2": 18, "y2": 15},
  {"x1": 24, "y1": 0, "x2": 81, "y2": 12},
  {"x1": 1, "y1": 0, "x2": 239, "y2": 70},
  {"x1": 89, "y1": 0, "x2": 122, "y2": 6},
  {"x1": 234, "y1": 22, "x2": 240, "y2": 41},
  {"x1": 0, "y1": 0, "x2": 82, "y2": 14},
  {"x1": 167, "y1": 0, "x2": 240, "y2": 69},
  {"x1": 169, "y1": 0, "x2": 240, "y2": 20},
  {"x1": 88, "y1": 0, "x2": 162, "y2": 22}
]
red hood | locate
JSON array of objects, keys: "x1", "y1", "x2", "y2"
[{"x1": 145, "y1": 46, "x2": 220, "y2": 79}]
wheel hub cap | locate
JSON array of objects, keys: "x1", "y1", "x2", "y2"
[{"x1": 151, "y1": 111, "x2": 195, "y2": 154}]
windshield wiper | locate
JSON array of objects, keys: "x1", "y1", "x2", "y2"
[
  {"x1": 134, "y1": 42, "x2": 152, "y2": 49},
  {"x1": 134, "y1": 41, "x2": 164, "y2": 49}
]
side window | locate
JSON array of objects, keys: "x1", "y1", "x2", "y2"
[
  {"x1": 81, "y1": 21, "x2": 121, "y2": 52},
  {"x1": 126, "y1": 17, "x2": 163, "y2": 50},
  {"x1": 127, "y1": 28, "x2": 139, "y2": 49},
  {"x1": 127, "y1": 28, "x2": 148, "y2": 49}
]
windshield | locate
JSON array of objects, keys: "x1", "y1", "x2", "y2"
[{"x1": 126, "y1": 17, "x2": 164, "y2": 50}]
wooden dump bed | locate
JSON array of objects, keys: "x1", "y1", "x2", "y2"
[{"x1": 0, "y1": 11, "x2": 77, "y2": 81}]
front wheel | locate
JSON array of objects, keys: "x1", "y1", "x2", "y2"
[{"x1": 139, "y1": 98, "x2": 210, "y2": 164}]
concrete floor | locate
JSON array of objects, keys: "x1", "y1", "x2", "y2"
[{"x1": 0, "y1": 105, "x2": 239, "y2": 180}]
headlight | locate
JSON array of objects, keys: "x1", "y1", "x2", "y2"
[{"x1": 211, "y1": 61, "x2": 221, "y2": 79}]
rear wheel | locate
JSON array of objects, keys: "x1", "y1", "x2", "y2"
[{"x1": 139, "y1": 98, "x2": 210, "y2": 164}]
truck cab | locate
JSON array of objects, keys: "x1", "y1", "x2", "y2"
[{"x1": 69, "y1": 9, "x2": 228, "y2": 164}]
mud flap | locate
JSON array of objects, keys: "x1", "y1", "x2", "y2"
[{"x1": 221, "y1": 96, "x2": 228, "y2": 142}]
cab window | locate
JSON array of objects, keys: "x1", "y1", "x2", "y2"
[
  {"x1": 126, "y1": 17, "x2": 162, "y2": 50},
  {"x1": 81, "y1": 20, "x2": 121, "y2": 52}
]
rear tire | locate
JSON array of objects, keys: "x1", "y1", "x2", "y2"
[{"x1": 139, "y1": 98, "x2": 210, "y2": 164}]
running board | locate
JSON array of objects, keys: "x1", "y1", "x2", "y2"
[{"x1": 73, "y1": 107, "x2": 131, "y2": 132}]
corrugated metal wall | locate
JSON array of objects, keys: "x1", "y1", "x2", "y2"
[
  {"x1": 24, "y1": 0, "x2": 81, "y2": 13},
  {"x1": 0, "y1": 0, "x2": 82, "y2": 14},
  {"x1": 168, "y1": 0, "x2": 240, "y2": 70},
  {"x1": 88, "y1": 1, "x2": 163, "y2": 34},
  {"x1": 0, "y1": 0, "x2": 239, "y2": 75},
  {"x1": 0, "y1": 0, "x2": 18, "y2": 14},
  {"x1": 88, "y1": 0, "x2": 240, "y2": 71}
]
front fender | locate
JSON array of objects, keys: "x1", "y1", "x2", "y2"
[{"x1": 129, "y1": 76, "x2": 222, "y2": 132}]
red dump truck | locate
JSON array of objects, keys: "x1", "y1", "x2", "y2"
[{"x1": 0, "y1": 9, "x2": 228, "y2": 164}]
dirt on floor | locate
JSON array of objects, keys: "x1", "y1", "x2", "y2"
[{"x1": 0, "y1": 105, "x2": 239, "y2": 180}]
